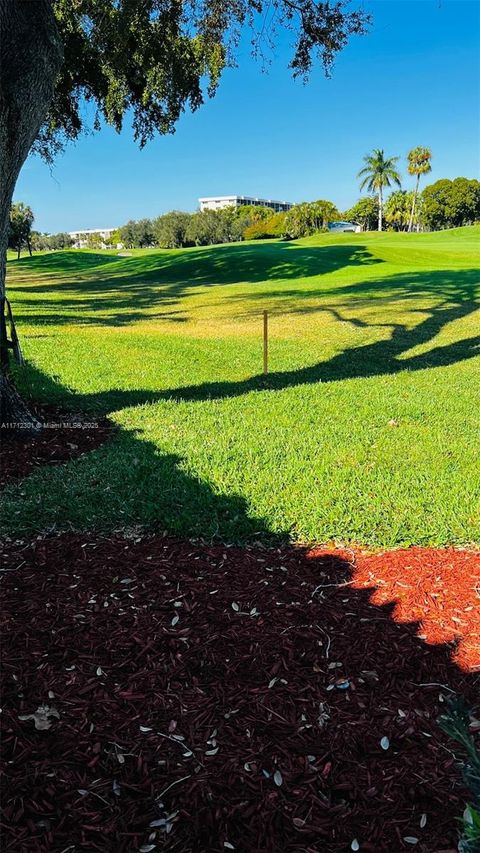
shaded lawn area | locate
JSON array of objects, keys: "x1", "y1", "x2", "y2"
[
  {"x1": 2, "y1": 227, "x2": 480, "y2": 547},
  {"x1": 1, "y1": 534, "x2": 479, "y2": 853}
]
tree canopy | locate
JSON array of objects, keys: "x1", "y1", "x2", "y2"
[
  {"x1": 8, "y1": 202, "x2": 34, "y2": 259},
  {"x1": 407, "y1": 146, "x2": 432, "y2": 181},
  {"x1": 420, "y1": 178, "x2": 480, "y2": 230},
  {"x1": 35, "y1": 0, "x2": 371, "y2": 161},
  {"x1": 407, "y1": 146, "x2": 432, "y2": 231},
  {"x1": 344, "y1": 196, "x2": 379, "y2": 231},
  {"x1": 283, "y1": 199, "x2": 340, "y2": 238},
  {"x1": 358, "y1": 149, "x2": 401, "y2": 231},
  {"x1": 384, "y1": 190, "x2": 414, "y2": 232}
]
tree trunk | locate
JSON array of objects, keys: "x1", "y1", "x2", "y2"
[
  {"x1": 0, "y1": 370, "x2": 41, "y2": 432},
  {"x1": 0, "y1": 0, "x2": 62, "y2": 430},
  {"x1": 408, "y1": 174, "x2": 420, "y2": 232},
  {"x1": 378, "y1": 189, "x2": 383, "y2": 231}
]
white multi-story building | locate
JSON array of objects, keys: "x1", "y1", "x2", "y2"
[
  {"x1": 199, "y1": 195, "x2": 293, "y2": 213},
  {"x1": 68, "y1": 228, "x2": 117, "y2": 248}
]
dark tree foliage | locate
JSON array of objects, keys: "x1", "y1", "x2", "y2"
[
  {"x1": 421, "y1": 178, "x2": 480, "y2": 230},
  {"x1": 8, "y1": 202, "x2": 34, "y2": 259},
  {"x1": 154, "y1": 211, "x2": 193, "y2": 248},
  {"x1": 344, "y1": 196, "x2": 379, "y2": 231},
  {"x1": 35, "y1": 0, "x2": 370, "y2": 161},
  {"x1": 32, "y1": 231, "x2": 73, "y2": 251}
]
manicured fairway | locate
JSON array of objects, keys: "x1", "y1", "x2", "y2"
[{"x1": 2, "y1": 226, "x2": 479, "y2": 546}]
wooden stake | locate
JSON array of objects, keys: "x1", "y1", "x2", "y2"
[{"x1": 263, "y1": 310, "x2": 268, "y2": 375}]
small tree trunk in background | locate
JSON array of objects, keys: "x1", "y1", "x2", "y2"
[
  {"x1": 378, "y1": 188, "x2": 383, "y2": 231},
  {"x1": 408, "y1": 174, "x2": 420, "y2": 232},
  {"x1": 0, "y1": 0, "x2": 62, "y2": 429}
]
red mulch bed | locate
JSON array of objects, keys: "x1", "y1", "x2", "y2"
[
  {"x1": 0, "y1": 406, "x2": 114, "y2": 489},
  {"x1": 1, "y1": 535, "x2": 479, "y2": 852},
  {"x1": 344, "y1": 547, "x2": 480, "y2": 673}
]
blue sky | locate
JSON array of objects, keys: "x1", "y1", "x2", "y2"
[{"x1": 15, "y1": 0, "x2": 480, "y2": 233}]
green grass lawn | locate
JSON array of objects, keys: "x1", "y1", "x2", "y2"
[{"x1": 2, "y1": 227, "x2": 479, "y2": 546}]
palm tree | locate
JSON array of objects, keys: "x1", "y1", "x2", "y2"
[
  {"x1": 358, "y1": 149, "x2": 401, "y2": 231},
  {"x1": 407, "y1": 146, "x2": 432, "y2": 232},
  {"x1": 384, "y1": 190, "x2": 414, "y2": 232}
]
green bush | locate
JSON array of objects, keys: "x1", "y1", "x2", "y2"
[
  {"x1": 283, "y1": 199, "x2": 339, "y2": 238},
  {"x1": 243, "y1": 212, "x2": 286, "y2": 240}
]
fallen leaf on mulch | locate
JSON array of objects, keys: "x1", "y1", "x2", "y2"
[{"x1": 18, "y1": 705, "x2": 60, "y2": 731}]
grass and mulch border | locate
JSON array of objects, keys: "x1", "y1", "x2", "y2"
[
  {"x1": 1, "y1": 531, "x2": 479, "y2": 853},
  {"x1": 0, "y1": 405, "x2": 114, "y2": 489}
]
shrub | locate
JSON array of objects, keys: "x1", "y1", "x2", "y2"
[{"x1": 243, "y1": 212, "x2": 286, "y2": 240}]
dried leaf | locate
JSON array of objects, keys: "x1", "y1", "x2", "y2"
[
  {"x1": 273, "y1": 770, "x2": 283, "y2": 787},
  {"x1": 380, "y1": 736, "x2": 390, "y2": 750},
  {"x1": 18, "y1": 705, "x2": 60, "y2": 731}
]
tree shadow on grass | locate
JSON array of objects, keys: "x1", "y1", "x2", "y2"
[
  {"x1": 10, "y1": 250, "x2": 121, "y2": 272},
  {"x1": 96, "y1": 269, "x2": 478, "y2": 405},
  {"x1": 8, "y1": 264, "x2": 480, "y2": 412},
  {"x1": 8, "y1": 241, "x2": 382, "y2": 327},
  {"x1": 6, "y1": 362, "x2": 282, "y2": 545}
]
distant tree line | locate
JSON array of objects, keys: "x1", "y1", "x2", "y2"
[
  {"x1": 111, "y1": 177, "x2": 480, "y2": 249},
  {"x1": 420, "y1": 178, "x2": 480, "y2": 230},
  {"x1": 114, "y1": 205, "x2": 285, "y2": 250},
  {"x1": 9, "y1": 176, "x2": 480, "y2": 259},
  {"x1": 32, "y1": 232, "x2": 74, "y2": 251},
  {"x1": 8, "y1": 203, "x2": 75, "y2": 257},
  {"x1": 111, "y1": 199, "x2": 343, "y2": 249},
  {"x1": 345, "y1": 178, "x2": 480, "y2": 233}
]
